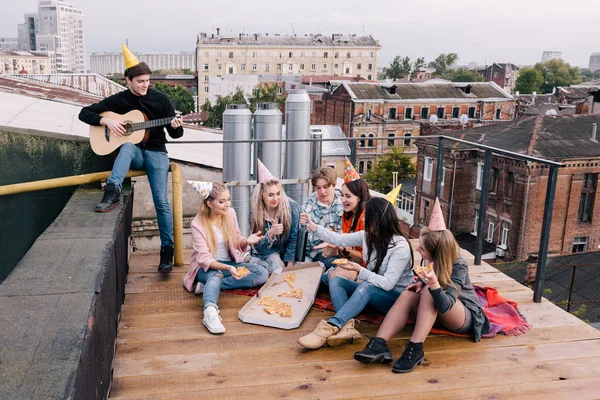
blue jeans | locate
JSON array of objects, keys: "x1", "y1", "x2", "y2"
[
  {"x1": 310, "y1": 252, "x2": 338, "y2": 270},
  {"x1": 196, "y1": 260, "x2": 268, "y2": 310},
  {"x1": 248, "y1": 253, "x2": 284, "y2": 275},
  {"x1": 325, "y1": 275, "x2": 401, "y2": 328},
  {"x1": 107, "y1": 143, "x2": 173, "y2": 247}
]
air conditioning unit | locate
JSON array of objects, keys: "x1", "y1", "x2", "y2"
[{"x1": 495, "y1": 246, "x2": 505, "y2": 257}]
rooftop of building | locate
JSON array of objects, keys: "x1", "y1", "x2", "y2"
[
  {"x1": 339, "y1": 81, "x2": 513, "y2": 101},
  {"x1": 301, "y1": 75, "x2": 368, "y2": 85},
  {"x1": 422, "y1": 114, "x2": 600, "y2": 160},
  {"x1": 196, "y1": 32, "x2": 380, "y2": 47},
  {"x1": 0, "y1": 50, "x2": 48, "y2": 57}
]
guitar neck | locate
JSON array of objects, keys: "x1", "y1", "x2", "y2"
[{"x1": 130, "y1": 117, "x2": 173, "y2": 132}]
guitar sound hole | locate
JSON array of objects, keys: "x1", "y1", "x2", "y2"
[{"x1": 123, "y1": 120, "x2": 134, "y2": 136}]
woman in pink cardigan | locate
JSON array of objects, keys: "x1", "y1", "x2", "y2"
[{"x1": 184, "y1": 181, "x2": 268, "y2": 334}]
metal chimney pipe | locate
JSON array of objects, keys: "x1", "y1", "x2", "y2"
[
  {"x1": 223, "y1": 104, "x2": 252, "y2": 235},
  {"x1": 284, "y1": 89, "x2": 312, "y2": 205},
  {"x1": 310, "y1": 130, "x2": 323, "y2": 175},
  {"x1": 254, "y1": 102, "x2": 283, "y2": 179},
  {"x1": 593, "y1": 123, "x2": 598, "y2": 141}
]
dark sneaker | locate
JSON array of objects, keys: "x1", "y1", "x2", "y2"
[
  {"x1": 354, "y1": 337, "x2": 393, "y2": 364},
  {"x1": 95, "y1": 183, "x2": 121, "y2": 213},
  {"x1": 392, "y1": 341, "x2": 424, "y2": 373},
  {"x1": 158, "y1": 245, "x2": 174, "y2": 272}
]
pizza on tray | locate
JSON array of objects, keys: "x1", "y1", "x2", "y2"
[{"x1": 278, "y1": 288, "x2": 303, "y2": 299}]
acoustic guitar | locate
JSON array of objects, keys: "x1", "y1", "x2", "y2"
[{"x1": 89, "y1": 110, "x2": 179, "y2": 155}]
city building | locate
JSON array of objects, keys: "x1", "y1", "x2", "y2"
[
  {"x1": 541, "y1": 51, "x2": 562, "y2": 63},
  {"x1": 16, "y1": 0, "x2": 85, "y2": 73},
  {"x1": 589, "y1": 52, "x2": 600, "y2": 71},
  {"x1": 413, "y1": 114, "x2": 600, "y2": 261},
  {"x1": 315, "y1": 81, "x2": 516, "y2": 174},
  {"x1": 479, "y1": 63, "x2": 520, "y2": 93},
  {"x1": 90, "y1": 52, "x2": 196, "y2": 75},
  {"x1": 0, "y1": 50, "x2": 52, "y2": 74},
  {"x1": 196, "y1": 29, "x2": 381, "y2": 104},
  {"x1": 0, "y1": 38, "x2": 19, "y2": 51}
]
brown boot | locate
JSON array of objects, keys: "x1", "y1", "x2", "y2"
[
  {"x1": 297, "y1": 320, "x2": 339, "y2": 349},
  {"x1": 327, "y1": 319, "x2": 362, "y2": 347}
]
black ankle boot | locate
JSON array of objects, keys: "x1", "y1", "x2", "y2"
[
  {"x1": 354, "y1": 337, "x2": 393, "y2": 364},
  {"x1": 158, "y1": 246, "x2": 174, "y2": 272},
  {"x1": 392, "y1": 341, "x2": 424, "y2": 373},
  {"x1": 95, "y1": 183, "x2": 121, "y2": 213}
]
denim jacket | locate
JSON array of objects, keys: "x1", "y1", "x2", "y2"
[{"x1": 250, "y1": 199, "x2": 300, "y2": 263}]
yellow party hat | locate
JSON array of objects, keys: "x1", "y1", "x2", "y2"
[
  {"x1": 121, "y1": 43, "x2": 140, "y2": 69},
  {"x1": 384, "y1": 184, "x2": 402, "y2": 206}
]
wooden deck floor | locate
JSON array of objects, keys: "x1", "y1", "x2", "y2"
[{"x1": 109, "y1": 244, "x2": 600, "y2": 399}]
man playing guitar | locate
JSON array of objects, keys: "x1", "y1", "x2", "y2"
[{"x1": 78, "y1": 44, "x2": 183, "y2": 272}]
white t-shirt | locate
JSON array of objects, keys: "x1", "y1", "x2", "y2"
[{"x1": 213, "y1": 225, "x2": 231, "y2": 261}]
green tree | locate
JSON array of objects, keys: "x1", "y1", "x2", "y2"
[
  {"x1": 428, "y1": 53, "x2": 459, "y2": 79},
  {"x1": 152, "y1": 82, "x2": 196, "y2": 114},
  {"x1": 201, "y1": 88, "x2": 248, "y2": 129},
  {"x1": 411, "y1": 57, "x2": 426, "y2": 78},
  {"x1": 181, "y1": 68, "x2": 193, "y2": 75},
  {"x1": 362, "y1": 147, "x2": 416, "y2": 193},
  {"x1": 533, "y1": 59, "x2": 582, "y2": 93},
  {"x1": 385, "y1": 56, "x2": 426, "y2": 80},
  {"x1": 514, "y1": 68, "x2": 544, "y2": 94},
  {"x1": 580, "y1": 68, "x2": 600, "y2": 82},
  {"x1": 450, "y1": 67, "x2": 484, "y2": 82},
  {"x1": 247, "y1": 84, "x2": 286, "y2": 113}
]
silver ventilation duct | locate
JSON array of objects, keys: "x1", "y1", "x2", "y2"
[
  {"x1": 254, "y1": 102, "x2": 283, "y2": 179},
  {"x1": 284, "y1": 89, "x2": 312, "y2": 205},
  {"x1": 223, "y1": 104, "x2": 252, "y2": 235}
]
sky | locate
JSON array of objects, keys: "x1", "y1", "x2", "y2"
[{"x1": 1, "y1": 0, "x2": 599, "y2": 68}]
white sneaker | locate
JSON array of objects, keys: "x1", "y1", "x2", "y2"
[
  {"x1": 272, "y1": 267, "x2": 283, "y2": 275},
  {"x1": 203, "y1": 305, "x2": 226, "y2": 334},
  {"x1": 194, "y1": 282, "x2": 204, "y2": 295}
]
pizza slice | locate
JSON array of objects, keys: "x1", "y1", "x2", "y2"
[
  {"x1": 276, "y1": 305, "x2": 293, "y2": 318},
  {"x1": 236, "y1": 266, "x2": 250, "y2": 278},
  {"x1": 263, "y1": 306, "x2": 278, "y2": 315},
  {"x1": 332, "y1": 258, "x2": 349, "y2": 265},
  {"x1": 278, "y1": 288, "x2": 303, "y2": 299},
  {"x1": 283, "y1": 273, "x2": 296, "y2": 289},
  {"x1": 259, "y1": 296, "x2": 284, "y2": 307}
]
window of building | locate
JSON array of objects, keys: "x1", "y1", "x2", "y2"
[
  {"x1": 324, "y1": 52, "x2": 328, "y2": 58},
  {"x1": 229, "y1": 52, "x2": 234, "y2": 59},
  {"x1": 476, "y1": 163, "x2": 484, "y2": 190},
  {"x1": 473, "y1": 209, "x2": 479, "y2": 234},
  {"x1": 288, "y1": 64, "x2": 293, "y2": 71},
  {"x1": 366, "y1": 110, "x2": 371, "y2": 120},
  {"x1": 500, "y1": 221, "x2": 510, "y2": 248},
  {"x1": 367, "y1": 74, "x2": 372, "y2": 80},
  {"x1": 346, "y1": 52, "x2": 351, "y2": 58},
  {"x1": 487, "y1": 216, "x2": 495, "y2": 242},
  {"x1": 358, "y1": 160, "x2": 372, "y2": 174},
  {"x1": 217, "y1": 51, "x2": 222, "y2": 58},
  {"x1": 289, "y1": 52, "x2": 293, "y2": 58},
  {"x1": 277, "y1": 63, "x2": 282, "y2": 70},
  {"x1": 204, "y1": 86, "x2": 209, "y2": 93},
  {"x1": 436, "y1": 107, "x2": 444, "y2": 118},
  {"x1": 311, "y1": 63, "x2": 316, "y2": 71},
  {"x1": 424, "y1": 157, "x2": 433, "y2": 181},
  {"x1": 357, "y1": 52, "x2": 362, "y2": 59},
  {"x1": 359, "y1": 134, "x2": 366, "y2": 147},
  {"x1": 265, "y1": 63, "x2": 270, "y2": 71},
  {"x1": 452, "y1": 107, "x2": 460, "y2": 118},
  {"x1": 204, "y1": 75, "x2": 209, "y2": 82},
  {"x1": 468, "y1": 106, "x2": 476, "y2": 118},
  {"x1": 312, "y1": 52, "x2": 316, "y2": 58},
  {"x1": 345, "y1": 67, "x2": 350, "y2": 74},
  {"x1": 389, "y1": 108, "x2": 396, "y2": 119},
  {"x1": 404, "y1": 132, "x2": 412, "y2": 147},
  {"x1": 228, "y1": 66, "x2": 234, "y2": 74},
  {"x1": 369, "y1": 52, "x2": 374, "y2": 58},
  {"x1": 495, "y1": 109, "x2": 501, "y2": 119},
  {"x1": 241, "y1": 64, "x2": 246, "y2": 71},
  {"x1": 203, "y1": 63, "x2": 209, "y2": 71},
  {"x1": 490, "y1": 168, "x2": 499, "y2": 193},
  {"x1": 423, "y1": 199, "x2": 431, "y2": 223},
  {"x1": 323, "y1": 63, "x2": 327, "y2": 70},
  {"x1": 252, "y1": 63, "x2": 257, "y2": 71},
  {"x1": 421, "y1": 107, "x2": 429, "y2": 119},
  {"x1": 387, "y1": 133, "x2": 395, "y2": 147},
  {"x1": 300, "y1": 52, "x2": 305, "y2": 58},
  {"x1": 405, "y1": 107, "x2": 413, "y2": 120},
  {"x1": 572, "y1": 236, "x2": 588, "y2": 253},
  {"x1": 217, "y1": 63, "x2": 222, "y2": 70},
  {"x1": 357, "y1": 63, "x2": 362, "y2": 70},
  {"x1": 252, "y1": 52, "x2": 257, "y2": 58},
  {"x1": 204, "y1": 51, "x2": 209, "y2": 58},
  {"x1": 265, "y1": 52, "x2": 269, "y2": 58},
  {"x1": 441, "y1": 167, "x2": 446, "y2": 186},
  {"x1": 578, "y1": 173, "x2": 598, "y2": 223},
  {"x1": 334, "y1": 64, "x2": 339, "y2": 69},
  {"x1": 367, "y1": 160, "x2": 372, "y2": 171},
  {"x1": 334, "y1": 52, "x2": 339, "y2": 59},
  {"x1": 368, "y1": 134, "x2": 374, "y2": 147},
  {"x1": 507, "y1": 171, "x2": 515, "y2": 197},
  {"x1": 368, "y1": 63, "x2": 373, "y2": 71},
  {"x1": 300, "y1": 64, "x2": 305, "y2": 70},
  {"x1": 277, "y1": 87, "x2": 283, "y2": 95}
]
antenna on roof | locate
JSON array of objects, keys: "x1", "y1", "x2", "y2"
[
  {"x1": 291, "y1": 22, "x2": 295, "y2": 35},
  {"x1": 362, "y1": 20, "x2": 365, "y2": 35}
]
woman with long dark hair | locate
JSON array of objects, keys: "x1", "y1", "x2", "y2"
[{"x1": 297, "y1": 196, "x2": 414, "y2": 349}]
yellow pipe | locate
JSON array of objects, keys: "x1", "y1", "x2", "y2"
[
  {"x1": 0, "y1": 170, "x2": 146, "y2": 196},
  {"x1": 169, "y1": 162, "x2": 184, "y2": 267}
]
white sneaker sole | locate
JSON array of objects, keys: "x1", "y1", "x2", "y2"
[{"x1": 203, "y1": 320, "x2": 226, "y2": 334}]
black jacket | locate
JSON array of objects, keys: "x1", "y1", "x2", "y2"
[{"x1": 79, "y1": 88, "x2": 184, "y2": 153}]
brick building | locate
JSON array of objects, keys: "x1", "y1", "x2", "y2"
[
  {"x1": 413, "y1": 114, "x2": 600, "y2": 261},
  {"x1": 479, "y1": 63, "x2": 520, "y2": 94},
  {"x1": 315, "y1": 81, "x2": 516, "y2": 174}
]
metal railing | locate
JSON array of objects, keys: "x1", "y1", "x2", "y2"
[
  {"x1": 173, "y1": 134, "x2": 563, "y2": 303},
  {"x1": 0, "y1": 163, "x2": 184, "y2": 267}
]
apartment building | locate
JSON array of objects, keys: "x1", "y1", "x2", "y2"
[
  {"x1": 0, "y1": 51, "x2": 52, "y2": 74},
  {"x1": 196, "y1": 29, "x2": 381, "y2": 104},
  {"x1": 90, "y1": 52, "x2": 196, "y2": 75}
]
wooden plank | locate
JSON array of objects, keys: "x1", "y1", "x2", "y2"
[
  {"x1": 109, "y1": 357, "x2": 600, "y2": 399},
  {"x1": 112, "y1": 325, "x2": 600, "y2": 377}
]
